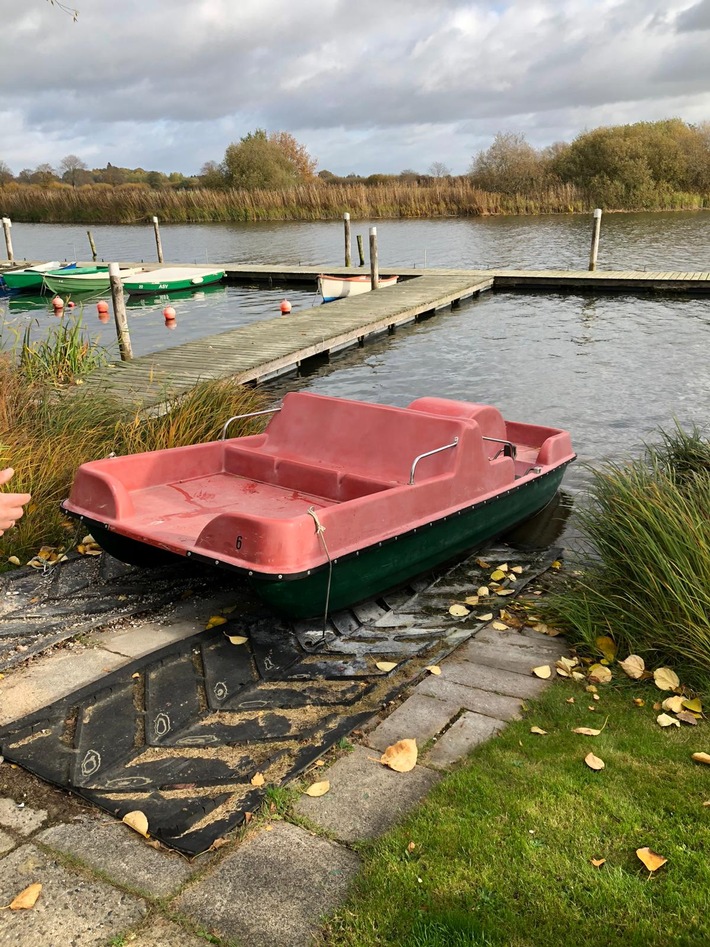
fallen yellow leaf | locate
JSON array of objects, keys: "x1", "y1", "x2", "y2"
[
  {"x1": 304, "y1": 780, "x2": 330, "y2": 797},
  {"x1": 475, "y1": 558, "x2": 491, "y2": 569},
  {"x1": 407, "y1": 841, "x2": 417, "y2": 852},
  {"x1": 566, "y1": 697, "x2": 576, "y2": 704},
  {"x1": 205, "y1": 615, "x2": 227, "y2": 630},
  {"x1": 573, "y1": 727, "x2": 602, "y2": 736},
  {"x1": 633, "y1": 698, "x2": 646, "y2": 707},
  {"x1": 490, "y1": 569, "x2": 507, "y2": 581},
  {"x1": 6, "y1": 555, "x2": 20, "y2": 566},
  {"x1": 636, "y1": 847, "x2": 667, "y2": 872},
  {"x1": 380, "y1": 738, "x2": 418, "y2": 773},
  {"x1": 492, "y1": 621, "x2": 509, "y2": 631},
  {"x1": 122, "y1": 810, "x2": 150, "y2": 838},
  {"x1": 531, "y1": 622, "x2": 562, "y2": 637},
  {"x1": 654, "y1": 667, "x2": 680, "y2": 691},
  {"x1": 584, "y1": 752, "x2": 605, "y2": 771},
  {"x1": 511, "y1": 566, "x2": 524, "y2": 575},
  {"x1": 376, "y1": 661, "x2": 398, "y2": 672},
  {"x1": 676, "y1": 711, "x2": 698, "y2": 726},
  {"x1": 588, "y1": 664, "x2": 612, "y2": 684},
  {"x1": 661, "y1": 696, "x2": 685, "y2": 713},
  {"x1": 464, "y1": 595, "x2": 479, "y2": 606},
  {"x1": 448, "y1": 604, "x2": 470, "y2": 618},
  {"x1": 591, "y1": 858, "x2": 606, "y2": 868},
  {"x1": 551, "y1": 559, "x2": 562, "y2": 570},
  {"x1": 477, "y1": 586, "x2": 490, "y2": 597},
  {"x1": 251, "y1": 772, "x2": 265, "y2": 787},
  {"x1": 595, "y1": 635, "x2": 618, "y2": 661},
  {"x1": 619, "y1": 654, "x2": 645, "y2": 679},
  {"x1": 495, "y1": 563, "x2": 509, "y2": 572},
  {"x1": 691, "y1": 752, "x2": 710, "y2": 765},
  {"x1": 425, "y1": 665, "x2": 441, "y2": 676},
  {"x1": 477, "y1": 612, "x2": 494, "y2": 621},
  {"x1": 656, "y1": 713, "x2": 680, "y2": 728},
  {"x1": 530, "y1": 726, "x2": 548, "y2": 735},
  {"x1": 8, "y1": 883, "x2": 42, "y2": 911},
  {"x1": 532, "y1": 665, "x2": 552, "y2": 679},
  {"x1": 226, "y1": 635, "x2": 248, "y2": 645},
  {"x1": 496, "y1": 589, "x2": 516, "y2": 597},
  {"x1": 682, "y1": 698, "x2": 703, "y2": 714}
]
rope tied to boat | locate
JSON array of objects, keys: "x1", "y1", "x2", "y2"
[{"x1": 307, "y1": 506, "x2": 333, "y2": 640}]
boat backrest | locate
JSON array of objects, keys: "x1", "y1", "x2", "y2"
[{"x1": 259, "y1": 392, "x2": 470, "y2": 484}]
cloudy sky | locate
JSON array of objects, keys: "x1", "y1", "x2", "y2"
[{"x1": 2, "y1": 0, "x2": 710, "y2": 177}]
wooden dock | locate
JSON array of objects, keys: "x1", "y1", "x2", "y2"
[{"x1": 81, "y1": 273, "x2": 493, "y2": 404}]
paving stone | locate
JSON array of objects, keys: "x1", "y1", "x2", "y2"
[
  {"x1": 176, "y1": 822, "x2": 360, "y2": 947},
  {"x1": 90, "y1": 619, "x2": 202, "y2": 660},
  {"x1": 0, "y1": 828, "x2": 15, "y2": 854},
  {"x1": 0, "y1": 797, "x2": 47, "y2": 835},
  {"x1": 473, "y1": 626, "x2": 567, "y2": 655},
  {"x1": 425, "y1": 711, "x2": 506, "y2": 770},
  {"x1": 414, "y1": 676, "x2": 523, "y2": 721},
  {"x1": 37, "y1": 817, "x2": 196, "y2": 898},
  {"x1": 294, "y1": 744, "x2": 440, "y2": 842},
  {"x1": 121, "y1": 916, "x2": 206, "y2": 947},
  {"x1": 439, "y1": 659, "x2": 549, "y2": 700},
  {"x1": 0, "y1": 844, "x2": 146, "y2": 947},
  {"x1": 366, "y1": 693, "x2": 460, "y2": 752},
  {"x1": 456, "y1": 639, "x2": 564, "y2": 675}
]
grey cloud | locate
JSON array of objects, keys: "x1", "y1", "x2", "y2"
[{"x1": 676, "y1": 0, "x2": 710, "y2": 31}]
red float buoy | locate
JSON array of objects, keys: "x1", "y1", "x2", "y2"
[
  {"x1": 52, "y1": 295, "x2": 64, "y2": 309},
  {"x1": 163, "y1": 306, "x2": 176, "y2": 320},
  {"x1": 280, "y1": 299, "x2": 292, "y2": 314},
  {"x1": 67, "y1": 301, "x2": 75, "y2": 308},
  {"x1": 97, "y1": 300, "x2": 109, "y2": 314}
]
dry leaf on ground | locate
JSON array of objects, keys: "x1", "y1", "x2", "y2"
[
  {"x1": 661, "y1": 696, "x2": 685, "y2": 713},
  {"x1": 464, "y1": 595, "x2": 479, "y2": 606},
  {"x1": 531, "y1": 622, "x2": 562, "y2": 637},
  {"x1": 492, "y1": 621, "x2": 509, "y2": 631},
  {"x1": 475, "y1": 558, "x2": 491, "y2": 569},
  {"x1": 226, "y1": 635, "x2": 248, "y2": 645},
  {"x1": 477, "y1": 612, "x2": 494, "y2": 621},
  {"x1": 654, "y1": 667, "x2": 680, "y2": 691},
  {"x1": 425, "y1": 665, "x2": 441, "y2": 675},
  {"x1": 532, "y1": 665, "x2": 552, "y2": 679},
  {"x1": 588, "y1": 664, "x2": 612, "y2": 684},
  {"x1": 636, "y1": 847, "x2": 667, "y2": 872},
  {"x1": 691, "y1": 752, "x2": 710, "y2": 765},
  {"x1": 633, "y1": 698, "x2": 646, "y2": 707},
  {"x1": 448, "y1": 604, "x2": 470, "y2": 618},
  {"x1": 477, "y1": 586, "x2": 490, "y2": 597},
  {"x1": 491, "y1": 569, "x2": 507, "y2": 581},
  {"x1": 530, "y1": 726, "x2": 548, "y2": 735},
  {"x1": 683, "y1": 698, "x2": 703, "y2": 714},
  {"x1": 4, "y1": 883, "x2": 42, "y2": 911},
  {"x1": 380, "y1": 739, "x2": 418, "y2": 773},
  {"x1": 573, "y1": 727, "x2": 602, "y2": 736},
  {"x1": 376, "y1": 661, "x2": 398, "y2": 672},
  {"x1": 584, "y1": 752, "x2": 605, "y2": 771},
  {"x1": 676, "y1": 711, "x2": 698, "y2": 726},
  {"x1": 619, "y1": 655, "x2": 645, "y2": 679},
  {"x1": 205, "y1": 615, "x2": 227, "y2": 630},
  {"x1": 250, "y1": 772, "x2": 265, "y2": 787},
  {"x1": 591, "y1": 858, "x2": 606, "y2": 868},
  {"x1": 304, "y1": 780, "x2": 330, "y2": 797},
  {"x1": 511, "y1": 565, "x2": 524, "y2": 574},
  {"x1": 595, "y1": 635, "x2": 618, "y2": 661},
  {"x1": 656, "y1": 713, "x2": 680, "y2": 728},
  {"x1": 122, "y1": 810, "x2": 149, "y2": 838}
]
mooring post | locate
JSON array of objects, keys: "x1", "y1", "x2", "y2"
[
  {"x1": 108, "y1": 262, "x2": 133, "y2": 360},
  {"x1": 369, "y1": 226, "x2": 379, "y2": 289},
  {"x1": 2, "y1": 217, "x2": 14, "y2": 262},
  {"x1": 152, "y1": 215, "x2": 164, "y2": 263},
  {"x1": 589, "y1": 208, "x2": 602, "y2": 271},
  {"x1": 87, "y1": 230, "x2": 97, "y2": 261},
  {"x1": 357, "y1": 234, "x2": 365, "y2": 267},
  {"x1": 343, "y1": 213, "x2": 351, "y2": 267}
]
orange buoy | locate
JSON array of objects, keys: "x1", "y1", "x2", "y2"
[
  {"x1": 97, "y1": 300, "x2": 109, "y2": 314},
  {"x1": 52, "y1": 295, "x2": 64, "y2": 309},
  {"x1": 67, "y1": 301, "x2": 75, "y2": 308},
  {"x1": 163, "y1": 306, "x2": 176, "y2": 320},
  {"x1": 280, "y1": 299, "x2": 292, "y2": 314}
]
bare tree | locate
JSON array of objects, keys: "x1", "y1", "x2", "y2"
[
  {"x1": 0, "y1": 161, "x2": 13, "y2": 185},
  {"x1": 46, "y1": 1, "x2": 78, "y2": 20},
  {"x1": 59, "y1": 154, "x2": 87, "y2": 187},
  {"x1": 428, "y1": 161, "x2": 451, "y2": 178}
]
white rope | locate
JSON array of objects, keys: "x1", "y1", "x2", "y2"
[{"x1": 307, "y1": 506, "x2": 333, "y2": 638}]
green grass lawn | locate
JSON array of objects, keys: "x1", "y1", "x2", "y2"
[{"x1": 320, "y1": 681, "x2": 710, "y2": 947}]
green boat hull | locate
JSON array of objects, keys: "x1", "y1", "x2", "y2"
[
  {"x1": 2, "y1": 271, "x2": 46, "y2": 290},
  {"x1": 249, "y1": 466, "x2": 569, "y2": 618},
  {"x1": 123, "y1": 272, "x2": 224, "y2": 295}
]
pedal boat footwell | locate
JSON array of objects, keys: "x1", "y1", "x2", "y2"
[{"x1": 62, "y1": 393, "x2": 575, "y2": 618}]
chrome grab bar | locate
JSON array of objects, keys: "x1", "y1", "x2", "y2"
[
  {"x1": 482, "y1": 436, "x2": 517, "y2": 459},
  {"x1": 220, "y1": 406, "x2": 282, "y2": 440},
  {"x1": 409, "y1": 437, "x2": 459, "y2": 484}
]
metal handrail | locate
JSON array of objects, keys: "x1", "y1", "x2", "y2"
[
  {"x1": 409, "y1": 437, "x2": 459, "y2": 484},
  {"x1": 482, "y1": 436, "x2": 517, "y2": 459},
  {"x1": 220, "y1": 406, "x2": 282, "y2": 440}
]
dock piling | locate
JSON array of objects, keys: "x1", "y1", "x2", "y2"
[
  {"x1": 87, "y1": 230, "x2": 98, "y2": 262},
  {"x1": 589, "y1": 208, "x2": 602, "y2": 271},
  {"x1": 152, "y1": 216, "x2": 164, "y2": 263},
  {"x1": 344, "y1": 213, "x2": 351, "y2": 267},
  {"x1": 108, "y1": 262, "x2": 133, "y2": 361},
  {"x1": 369, "y1": 226, "x2": 379, "y2": 289},
  {"x1": 2, "y1": 217, "x2": 14, "y2": 262},
  {"x1": 357, "y1": 234, "x2": 365, "y2": 267}
]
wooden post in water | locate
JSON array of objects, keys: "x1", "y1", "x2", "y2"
[
  {"x1": 87, "y1": 230, "x2": 98, "y2": 261},
  {"x1": 343, "y1": 213, "x2": 351, "y2": 267},
  {"x1": 588, "y1": 208, "x2": 602, "y2": 271},
  {"x1": 152, "y1": 216, "x2": 164, "y2": 263},
  {"x1": 2, "y1": 217, "x2": 14, "y2": 262},
  {"x1": 108, "y1": 262, "x2": 133, "y2": 361},
  {"x1": 357, "y1": 234, "x2": 365, "y2": 266},
  {"x1": 369, "y1": 226, "x2": 379, "y2": 289}
]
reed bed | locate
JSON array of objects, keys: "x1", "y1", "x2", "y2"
[
  {"x1": 0, "y1": 350, "x2": 265, "y2": 566},
  {"x1": 546, "y1": 426, "x2": 710, "y2": 687},
  {"x1": 0, "y1": 181, "x2": 594, "y2": 224}
]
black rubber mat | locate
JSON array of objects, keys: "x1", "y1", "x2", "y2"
[{"x1": 0, "y1": 544, "x2": 560, "y2": 854}]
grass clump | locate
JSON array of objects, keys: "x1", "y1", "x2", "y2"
[
  {"x1": 546, "y1": 424, "x2": 710, "y2": 688},
  {"x1": 18, "y1": 314, "x2": 110, "y2": 386},
  {"x1": 320, "y1": 682, "x2": 710, "y2": 947},
  {"x1": 0, "y1": 354, "x2": 266, "y2": 566}
]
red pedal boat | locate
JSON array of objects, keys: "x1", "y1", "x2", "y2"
[{"x1": 62, "y1": 393, "x2": 575, "y2": 618}]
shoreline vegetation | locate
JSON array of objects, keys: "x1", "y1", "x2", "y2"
[
  {"x1": 0, "y1": 180, "x2": 708, "y2": 225},
  {"x1": 2, "y1": 119, "x2": 710, "y2": 224}
]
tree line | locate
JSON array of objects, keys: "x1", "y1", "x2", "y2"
[{"x1": 2, "y1": 119, "x2": 710, "y2": 213}]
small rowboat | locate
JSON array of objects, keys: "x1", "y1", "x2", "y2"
[
  {"x1": 122, "y1": 266, "x2": 225, "y2": 296},
  {"x1": 62, "y1": 393, "x2": 575, "y2": 619},
  {"x1": 318, "y1": 273, "x2": 398, "y2": 302},
  {"x1": 1, "y1": 261, "x2": 75, "y2": 291},
  {"x1": 43, "y1": 265, "x2": 141, "y2": 294}
]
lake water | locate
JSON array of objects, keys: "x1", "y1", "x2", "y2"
[{"x1": 2, "y1": 213, "x2": 709, "y2": 548}]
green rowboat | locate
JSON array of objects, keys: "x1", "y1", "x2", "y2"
[{"x1": 122, "y1": 266, "x2": 225, "y2": 295}]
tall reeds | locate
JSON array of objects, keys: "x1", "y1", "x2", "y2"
[{"x1": 546, "y1": 425, "x2": 710, "y2": 687}]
